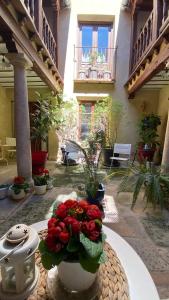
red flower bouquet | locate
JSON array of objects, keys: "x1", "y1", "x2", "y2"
[{"x1": 39, "y1": 199, "x2": 106, "y2": 273}]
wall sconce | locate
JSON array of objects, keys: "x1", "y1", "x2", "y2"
[{"x1": 0, "y1": 224, "x2": 39, "y2": 300}]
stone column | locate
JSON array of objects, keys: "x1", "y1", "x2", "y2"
[
  {"x1": 7, "y1": 53, "x2": 33, "y2": 183},
  {"x1": 161, "y1": 111, "x2": 169, "y2": 172}
]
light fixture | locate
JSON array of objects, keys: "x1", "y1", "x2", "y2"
[
  {"x1": 0, "y1": 54, "x2": 12, "y2": 70},
  {"x1": 0, "y1": 224, "x2": 39, "y2": 300}
]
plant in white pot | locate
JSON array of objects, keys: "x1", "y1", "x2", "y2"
[
  {"x1": 10, "y1": 176, "x2": 29, "y2": 200},
  {"x1": 43, "y1": 168, "x2": 54, "y2": 190},
  {"x1": 39, "y1": 199, "x2": 106, "y2": 294},
  {"x1": 33, "y1": 173, "x2": 47, "y2": 195}
]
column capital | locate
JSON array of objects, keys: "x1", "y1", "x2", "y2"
[{"x1": 6, "y1": 53, "x2": 33, "y2": 68}]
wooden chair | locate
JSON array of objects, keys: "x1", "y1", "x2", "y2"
[{"x1": 110, "y1": 143, "x2": 131, "y2": 168}]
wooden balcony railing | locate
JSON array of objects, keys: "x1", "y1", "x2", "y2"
[
  {"x1": 21, "y1": 0, "x2": 57, "y2": 64},
  {"x1": 132, "y1": 10, "x2": 154, "y2": 71},
  {"x1": 74, "y1": 47, "x2": 116, "y2": 82},
  {"x1": 42, "y1": 9, "x2": 57, "y2": 64},
  {"x1": 24, "y1": 0, "x2": 35, "y2": 20}
]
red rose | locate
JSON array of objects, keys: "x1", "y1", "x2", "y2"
[
  {"x1": 55, "y1": 203, "x2": 67, "y2": 219},
  {"x1": 78, "y1": 200, "x2": 89, "y2": 211},
  {"x1": 89, "y1": 230, "x2": 100, "y2": 241},
  {"x1": 86, "y1": 205, "x2": 102, "y2": 220},
  {"x1": 59, "y1": 231, "x2": 70, "y2": 244},
  {"x1": 54, "y1": 242, "x2": 62, "y2": 253},
  {"x1": 14, "y1": 176, "x2": 25, "y2": 184},
  {"x1": 48, "y1": 218, "x2": 58, "y2": 228},
  {"x1": 58, "y1": 221, "x2": 66, "y2": 230},
  {"x1": 64, "y1": 216, "x2": 75, "y2": 225},
  {"x1": 71, "y1": 219, "x2": 80, "y2": 233},
  {"x1": 43, "y1": 169, "x2": 49, "y2": 174},
  {"x1": 64, "y1": 199, "x2": 78, "y2": 209},
  {"x1": 87, "y1": 220, "x2": 96, "y2": 232},
  {"x1": 48, "y1": 226, "x2": 62, "y2": 237},
  {"x1": 64, "y1": 216, "x2": 80, "y2": 234},
  {"x1": 81, "y1": 221, "x2": 89, "y2": 235},
  {"x1": 45, "y1": 235, "x2": 56, "y2": 251}
]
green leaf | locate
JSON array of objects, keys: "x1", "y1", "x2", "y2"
[
  {"x1": 38, "y1": 240, "x2": 48, "y2": 254},
  {"x1": 98, "y1": 251, "x2": 107, "y2": 264},
  {"x1": 41, "y1": 251, "x2": 64, "y2": 270},
  {"x1": 66, "y1": 238, "x2": 79, "y2": 253},
  {"x1": 80, "y1": 233, "x2": 103, "y2": 258},
  {"x1": 79, "y1": 252, "x2": 99, "y2": 273},
  {"x1": 101, "y1": 232, "x2": 107, "y2": 242}
]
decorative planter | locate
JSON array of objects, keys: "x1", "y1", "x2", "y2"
[
  {"x1": 87, "y1": 183, "x2": 105, "y2": 205},
  {"x1": 0, "y1": 185, "x2": 8, "y2": 200},
  {"x1": 58, "y1": 261, "x2": 97, "y2": 292},
  {"x1": 89, "y1": 68, "x2": 98, "y2": 79},
  {"x1": 103, "y1": 71, "x2": 111, "y2": 80},
  {"x1": 32, "y1": 151, "x2": 48, "y2": 175},
  {"x1": 34, "y1": 185, "x2": 47, "y2": 195},
  {"x1": 78, "y1": 70, "x2": 86, "y2": 80},
  {"x1": 11, "y1": 188, "x2": 25, "y2": 200},
  {"x1": 138, "y1": 144, "x2": 156, "y2": 163}
]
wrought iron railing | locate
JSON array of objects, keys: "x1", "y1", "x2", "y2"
[{"x1": 74, "y1": 46, "x2": 116, "y2": 81}]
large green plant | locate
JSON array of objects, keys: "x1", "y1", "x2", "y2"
[
  {"x1": 138, "y1": 114, "x2": 161, "y2": 145},
  {"x1": 118, "y1": 164, "x2": 169, "y2": 210},
  {"x1": 30, "y1": 92, "x2": 64, "y2": 151},
  {"x1": 94, "y1": 97, "x2": 123, "y2": 148}
]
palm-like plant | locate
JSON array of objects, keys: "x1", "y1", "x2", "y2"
[
  {"x1": 117, "y1": 164, "x2": 169, "y2": 210},
  {"x1": 66, "y1": 140, "x2": 102, "y2": 198}
]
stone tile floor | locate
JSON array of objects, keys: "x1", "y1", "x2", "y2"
[{"x1": 0, "y1": 161, "x2": 169, "y2": 299}]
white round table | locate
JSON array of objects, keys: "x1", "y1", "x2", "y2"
[{"x1": 31, "y1": 220, "x2": 160, "y2": 300}]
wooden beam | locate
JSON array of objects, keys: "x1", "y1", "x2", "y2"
[
  {"x1": 0, "y1": 3, "x2": 62, "y2": 92},
  {"x1": 128, "y1": 39, "x2": 169, "y2": 95}
]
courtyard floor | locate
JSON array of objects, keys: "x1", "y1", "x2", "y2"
[{"x1": 0, "y1": 161, "x2": 169, "y2": 299}]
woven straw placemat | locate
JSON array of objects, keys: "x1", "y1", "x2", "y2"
[{"x1": 27, "y1": 230, "x2": 130, "y2": 300}]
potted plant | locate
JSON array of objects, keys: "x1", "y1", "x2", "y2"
[
  {"x1": 10, "y1": 176, "x2": 29, "y2": 200},
  {"x1": 117, "y1": 163, "x2": 169, "y2": 210},
  {"x1": 43, "y1": 168, "x2": 53, "y2": 190},
  {"x1": 67, "y1": 140, "x2": 105, "y2": 206},
  {"x1": 94, "y1": 97, "x2": 123, "y2": 167},
  {"x1": 137, "y1": 114, "x2": 161, "y2": 162},
  {"x1": 30, "y1": 92, "x2": 64, "y2": 175},
  {"x1": 33, "y1": 172, "x2": 48, "y2": 195},
  {"x1": 0, "y1": 184, "x2": 9, "y2": 200},
  {"x1": 39, "y1": 199, "x2": 106, "y2": 292},
  {"x1": 88, "y1": 51, "x2": 98, "y2": 79}
]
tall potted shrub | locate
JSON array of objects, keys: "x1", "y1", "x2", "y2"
[
  {"x1": 137, "y1": 114, "x2": 161, "y2": 162},
  {"x1": 30, "y1": 92, "x2": 64, "y2": 174},
  {"x1": 94, "y1": 97, "x2": 123, "y2": 166}
]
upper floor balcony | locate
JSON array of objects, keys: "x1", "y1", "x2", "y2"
[
  {"x1": 130, "y1": 0, "x2": 169, "y2": 74},
  {"x1": 74, "y1": 46, "x2": 116, "y2": 83},
  {"x1": 12, "y1": 0, "x2": 58, "y2": 65}
]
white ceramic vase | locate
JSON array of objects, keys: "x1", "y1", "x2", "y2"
[
  {"x1": 11, "y1": 189, "x2": 25, "y2": 200},
  {"x1": 34, "y1": 185, "x2": 47, "y2": 195},
  {"x1": 57, "y1": 261, "x2": 96, "y2": 292}
]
